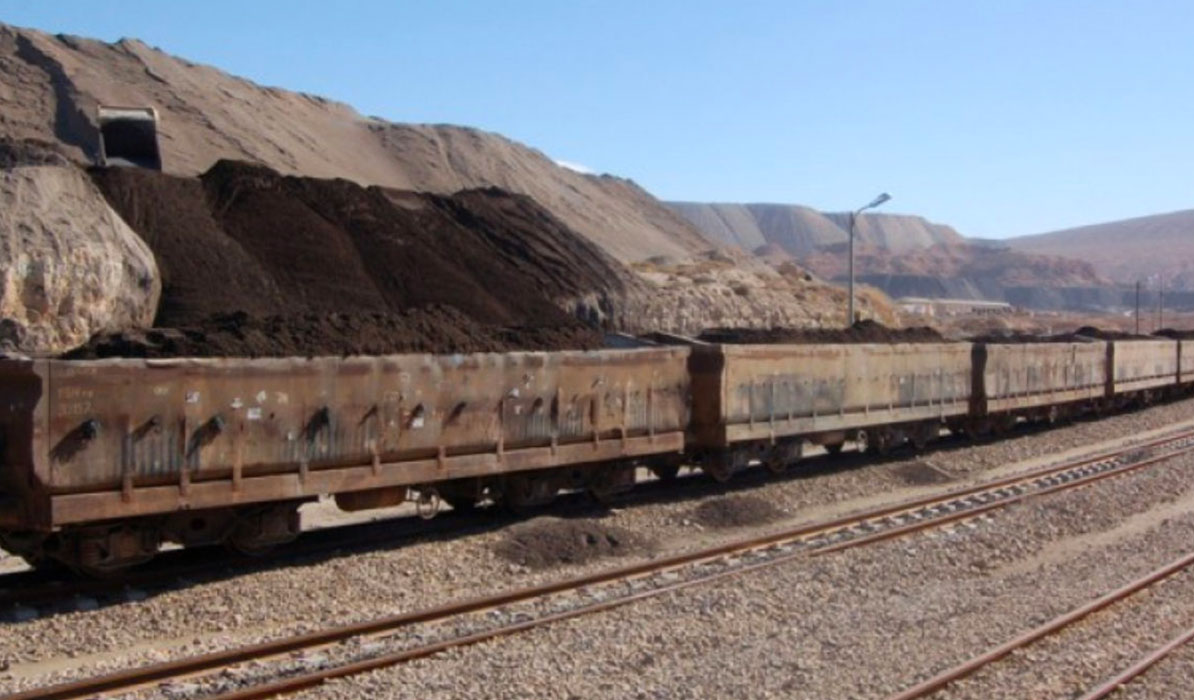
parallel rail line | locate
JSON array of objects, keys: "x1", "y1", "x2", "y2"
[
  {"x1": 7, "y1": 426, "x2": 1194, "y2": 700},
  {"x1": 884, "y1": 551, "x2": 1194, "y2": 700},
  {"x1": 1077, "y1": 622, "x2": 1194, "y2": 700}
]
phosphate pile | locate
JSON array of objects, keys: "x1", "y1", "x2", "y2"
[
  {"x1": 969, "y1": 326, "x2": 1154, "y2": 344},
  {"x1": 75, "y1": 160, "x2": 640, "y2": 358},
  {"x1": 698, "y1": 319, "x2": 945, "y2": 345}
]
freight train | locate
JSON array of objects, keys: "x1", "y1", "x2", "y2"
[{"x1": 0, "y1": 336, "x2": 1188, "y2": 575}]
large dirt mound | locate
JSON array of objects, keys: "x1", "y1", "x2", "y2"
[
  {"x1": 396, "y1": 186, "x2": 637, "y2": 325},
  {"x1": 493, "y1": 518, "x2": 648, "y2": 570},
  {"x1": 82, "y1": 160, "x2": 623, "y2": 356},
  {"x1": 66, "y1": 308, "x2": 600, "y2": 359},
  {"x1": 87, "y1": 165, "x2": 289, "y2": 325},
  {"x1": 970, "y1": 326, "x2": 1152, "y2": 343},
  {"x1": 0, "y1": 22, "x2": 910, "y2": 339},
  {"x1": 0, "y1": 23, "x2": 708, "y2": 263},
  {"x1": 689, "y1": 495, "x2": 785, "y2": 528},
  {"x1": 0, "y1": 153, "x2": 159, "y2": 354},
  {"x1": 698, "y1": 319, "x2": 945, "y2": 345}
]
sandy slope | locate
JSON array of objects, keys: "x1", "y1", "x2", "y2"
[
  {"x1": 1008, "y1": 209, "x2": 1194, "y2": 290},
  {"x1": 0, "y1": 23, "x2": 708, "y2": 263},
  {"x1": 668, "y1": 201, "x2": 965, "y2": 255}
]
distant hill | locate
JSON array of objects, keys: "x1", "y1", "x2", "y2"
[
  {"x1": 0, "y1": 21, "x2": 896, "y2": 336},
  {"x1": 668, "y1": 200, "x2": 1111, "y2": 311},
  {"x1": 667, "y1": 202, "x2": 963, "y2": 256},
  {"x1": 1007, "y1": 209, "x2": 1194, "y2": 290}
]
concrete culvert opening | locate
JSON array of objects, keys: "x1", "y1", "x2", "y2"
[
  {"x1": 493, "y1": 517, "x2": 649, "y2": 570},
  {"x1": 690, "y1": 495, "x2": 784, "y2": 528}
]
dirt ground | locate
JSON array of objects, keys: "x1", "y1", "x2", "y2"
[
  {"x1": 688, "y1": 495, "x2": 785, "y2": 528},
  {"x1": 492, "y1": 518, "x2": 649, "y2": 570}
]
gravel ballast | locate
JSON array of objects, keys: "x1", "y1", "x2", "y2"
[
  {"x1": 300, "y1": 451, "x2": 1194, "y2": 699},
  {"x1": 4, "y1": 397, "x2": 1194, "y2": 696}
]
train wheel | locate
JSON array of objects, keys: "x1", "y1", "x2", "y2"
[
  {"x1": 0, "y1": 532, "x2": 53, "y2": 570},
  {"x1": 701, "y1": 450, "x2": 737, "y2": 483},
  {"x1": 823, "y1": 442, "x2": 845, "y2": 456},
  {"x1": 48, "y1": 524, "x2": 161, "y2": 578},
  {"x1": 440, "y1": 493, "x2": 480, "y2": 513},
  {"x1": 499, "y1": 473, "x2": 560, "y2": 513},
  {"x1": 650, "y1": 464, "x2": 681, "y2": 481},
  {"x1": 854, "y1": 430, "x2": 870, "y2": 454},
  {"x1": 910, "y1": 422, "x2": 936, "y2": 452},
  {"x1": 963, "y1": 418, "x2": 991, "y2": 441},
  {"x1": 870, "y1": 430, "x2": 893, "y2": 457},
  {"x1": 765, "y1": 441, "x2": 803, "y2": 475},
  {"x1": 587, "y1": 463, "x2": 637, "y2": 506},
  {"x1": 226, "y1": 503, "x2": 300, "y2": 557},
  {"x1": 437, "y1": 480, "x2": 485, "y2": 513}
]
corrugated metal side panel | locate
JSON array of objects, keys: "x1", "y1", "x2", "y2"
[
  {"x1": 983, "y1": 342, "x2": 1106, "y2": 410},
  {"x1": 1112, "y1": 340, "x2": 1179, "y2": 394},
  {"x1": 40, "y1": 348, "x2": 691, "y2": 494},
  {"x1": 718, "y1": 343, "x2": 972, "y2": 432}
]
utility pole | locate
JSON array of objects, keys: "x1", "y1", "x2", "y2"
[
  {"x1": 847, "y1": 192, "x2": 891, "y2": 327},
  {"x1": 1159, "y1": 284, "x2": 1165, "y2": 331},
  {"x1": 1135, "y1": 281, "x2": 1141, "y2": 335}
]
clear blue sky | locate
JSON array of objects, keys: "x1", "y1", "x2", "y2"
[{"x1": 3, "y1": 0, "x2": 1192, "y2": 238}]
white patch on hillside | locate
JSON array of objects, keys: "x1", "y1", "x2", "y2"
[{"x1": 555, "y1": 159, "x2": 595, "y2": 175}]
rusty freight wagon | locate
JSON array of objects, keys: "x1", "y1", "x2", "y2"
[
  {"x1": 1109, "y1": 339, "x2": 1179, "y2": 401},
  {"x1": 687, "y1": 342, "x2": 973, "y2": 479},
  {"x1": 0, "y1": 347, "x2": 691, "y2": 575},
  {"x1": 974, "y1": 342, "x2": 1108, "y2": 427},
  {"x1": 1179, "y1": 339, "x2": 1194, "y2": 386}
]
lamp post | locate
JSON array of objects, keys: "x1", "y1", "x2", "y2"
[{"x1": 847, "y1": 192, "x2": 891, "y2": 326}]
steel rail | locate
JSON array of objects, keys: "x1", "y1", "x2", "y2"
[
  {"x1": 7, "y1": 428, "x2": 1194, "y2": 700},
  {"x1": 200, "y1": 444, "x2": 1194, "y2": 700},
  {"x1": 1076, "y1": 623, "x2": 1194, "y2": 700},
  {"x1": 883, "y1": 552, "x2": 1194, "y2": 700},
  {"x1": 1, "y1": 421, "x2": 1185, "y2": 612}
]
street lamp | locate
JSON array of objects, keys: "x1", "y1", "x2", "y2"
[{"x1": 847, "y1": 192, "x2": 891, "y2": 326}]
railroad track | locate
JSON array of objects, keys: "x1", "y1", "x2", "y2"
[
  {"x1": 8, "y1": 425, "x2": 1194, "y2": 700},
  {"x1": 883, "y1": 551, "x2": 1194, "y2": 700},
  {"x1": 0, "y1": 446, "x2": 857, "y2": 617},
  {"x1": 1077, "y1": 621, "x2": 1194, "y2": 700},
  {"x1": 0, "y1": 425, "x2": 968, "y2": 616},
  {"x1": 0, "y1": 417, "x2": 1153, "y2": 616}
]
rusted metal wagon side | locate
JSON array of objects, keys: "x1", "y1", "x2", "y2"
[
  {"x1": 687, "y1": 342, "x2": 972, "y2": 479},
  {"x1": 1109, "y1": 339, "x2": 1179, "y2": 401},
  {"x1": 975, "y1": 342, "x2": 1108, "y2": 426},
  {"x1": 0, "y1": 347, "x2": 690, "y2": 574},
  {"x1": 1177, "y1": 340, "x2": 1194, "y2": 386}
]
